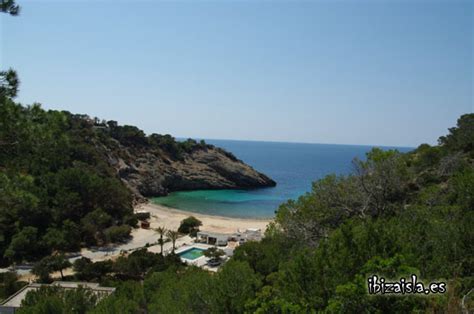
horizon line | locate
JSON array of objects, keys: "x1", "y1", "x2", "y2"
[{"x1": 176, "y1": 136, "x2": 417, "y2": 149}]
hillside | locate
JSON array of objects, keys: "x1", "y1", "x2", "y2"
[
  {"x1": 11, "y1": 113, "x2": 470, "y2": 313},
  {"x1": 70, "y1": 117, "x2": 276, "y2": 201},
  {"x1": 2, "y1": 102, "x2": 473, "y2": 312},
  {"x1": 0, "y1": 99, "x2": 275, "y2": 265}
]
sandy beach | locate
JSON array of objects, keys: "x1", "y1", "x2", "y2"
[
  {"x1": 75, "y1": 203, "x2": 270, "y2": 264},
  {"x1": 74, "y1": 203, "x2": 270, "y2": 264},
  {"x1": 7, "y1": 203, "x2": 271, "y2": 281},
  {"x1": 5, "y1": 198, "x2": 270, "y2": 281},
  {"x1": 138, "y1": 202, "x2": 270, "y2": 234}
]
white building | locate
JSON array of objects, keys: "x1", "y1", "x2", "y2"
[
  {"x1": 196, "y1": 231, "x2": 230, "y2": 246},
  {"x1": 196, "y1": 228, "x2": 263, "y2": 246}
]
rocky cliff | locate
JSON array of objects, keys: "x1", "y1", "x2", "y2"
[{"x1": 94, "y1": 128, "x2": 276, "y2": 201}]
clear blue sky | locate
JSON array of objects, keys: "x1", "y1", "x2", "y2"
[{"x1": 1, "y1": 0, "x2": 472, "y2": 147}]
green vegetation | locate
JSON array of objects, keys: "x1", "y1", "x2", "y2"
[
  {"x1": 32, "y1": 254, "x2": 72, "y2": 283},
  {"x1": 0, "y1": 1, "x2": 212, "y2": 266},
  {"x1": 166, "y1": 230, "x2": 179, "y2": 253},
  {"x1": 154, "y1": 226, "x2": 167, "y2": 255},
  {"x1": 135, "y1": 211, "x2": 150, "y2": 221},
  {"x1": 204, "y1": 247, "x2": 225, "y2": 263},
  {"x1": 72, "y1": 249, "x2": 183, "y2": 283},
  {"x1": 178, "y1": 216, "x2": 202, "y2": 236},
  {"x1": 12, "y1": 114, "x2": 473, "y2": 313},
  {"x1": 1, "y1": 2, "x2": 472, "y2": 311},
  {"x1": 0, "y1": 97, "x2": 214, "y2": 265},
  {"x1": 0, "y1": 0, "x2": 20, "y2": 15},
  {"x1": 17, "y1": 286, "x2": 99, "y2": 314},
  {"x1": 1, "y1": 0, "x2": 138, "y2": 263},
  {"x1": 0, "y1": 101, "x2": 135, "y2": 265},
  {"x1": 0, "y1": 272, "x2": 26, "y2": 301}
]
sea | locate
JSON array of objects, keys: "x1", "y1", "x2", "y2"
[{"x1": 151, "y1": 140, "x2": 412, "y2": 219}]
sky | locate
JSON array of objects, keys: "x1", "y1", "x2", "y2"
[{"x1": 1, "y1": 0, "x2": 472, "y2": 147}]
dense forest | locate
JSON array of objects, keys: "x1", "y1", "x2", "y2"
[
  {"x1": 0, "y1": 93, "x2": 275, "y2": 268},
  {"x1": 3, "y1": 114, "x2": 472, "y2": 313},
  {"x1": 0, "y1": 96, "x2": 224, "y2": 265}
]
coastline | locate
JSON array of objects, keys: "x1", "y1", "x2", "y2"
[
  {"x1": 69, "y1": 202, "x2": 270, "y2": 266},
  {"x1": 138, "y1": 202, "x2": 271, "y2": 234},
  {"x1": 11, "y1": 202, "x2": 272, "y2": 281}
]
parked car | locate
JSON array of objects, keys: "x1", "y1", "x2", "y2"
[{"x1": 207, "y1": 259, "x2": 222, "y2": 267}]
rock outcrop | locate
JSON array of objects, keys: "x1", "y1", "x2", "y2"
[{"x1": 98, "y1": 137, "x2": 276, "y2": 201}]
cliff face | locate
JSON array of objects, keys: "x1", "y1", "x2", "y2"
[{"x1": 99, "y1": 137, "x2": 276, "y2": 200}]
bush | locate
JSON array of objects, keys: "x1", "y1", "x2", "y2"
[
  {"x1": 135, "y1": 212, "x2": 150, "y2": 220},
  {"x1": 177, "y1": 216, "x2": 202, "y2": 236},
  {"x1": 0, "y1": 272, "x2": 27, "y2": 301},
  {"x1": 204, "y1": 247, "x2": 225, "y2": 262},
  {"x1": 124, "y1": 214, "x2": 139, "y2": 228},
  {"x1": 20, "y1": 285, "x2": 98, "y2": 313},
  {"x1": 104, "y1": 225, "x2": 131, "y2": 243},
  {"x1": 73, "y1": 258, "x2": 113, "y2": 282},
  {"x1": 32, "y1": 254, "x2": 72, "y2": 283},
  {"x1": 135, "y1": 212, "x2": 150, "y2": 221}
]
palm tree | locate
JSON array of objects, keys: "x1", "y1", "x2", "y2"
[
  {"x1": 167, "y1": 230, "x2": 179, "y2": 253},
  {"x1": 155, "y1": 226, "x2": 167, "y2": 255}
]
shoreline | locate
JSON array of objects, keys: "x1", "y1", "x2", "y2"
[
  {"x1": 137, "y1": 202, "x2": 271, "y2": 234},
  {"x1": 145, "y1": 200, "x2": 272, "y2": 221},
  {"x1": 7, "y1": 201, "x2": 272, "y2": 280}
]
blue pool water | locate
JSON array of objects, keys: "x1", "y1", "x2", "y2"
[
  {"x1": 152, "y1": 140, "x2": 412, "y2": 218},
  {"x1": 178, "y1": 247, "x2": 206, "y2": 260}
]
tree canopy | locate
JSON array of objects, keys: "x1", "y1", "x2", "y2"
[
  {"x1": 14, "y1": 114, "x2": 474, "y2": 313},
  {"x1": 178, "y1": 216, "x2": 202, "y2": 236}
]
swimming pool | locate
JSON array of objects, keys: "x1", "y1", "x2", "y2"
[{"x1": 178, "y1": 247, "x2": 205, "y2": 260}]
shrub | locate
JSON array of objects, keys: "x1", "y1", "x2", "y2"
[
  {"x1": 104, "y1": 225, "x2": 131, "y2": 243},
  {"x1": 135, "y1": 212, "x2": 150, "y2": 221},
  {"x1": 177, "y1": 216, "x2": 202, "y2": 236}
]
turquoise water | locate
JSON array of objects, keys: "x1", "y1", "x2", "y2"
[
  {"x1": 152, "y1": 140, "x2": 412, "y2": 218},
  {"x1": 178, "y1": 248, "x2": 205, "y2": 260}
]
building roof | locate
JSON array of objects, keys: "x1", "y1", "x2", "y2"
[
  {"x1": 1, "y1": 281, "x2": 115, "y2": 308},
  {"x1": 197, "y1": 231, "x2": 232, "y2": 239}
]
